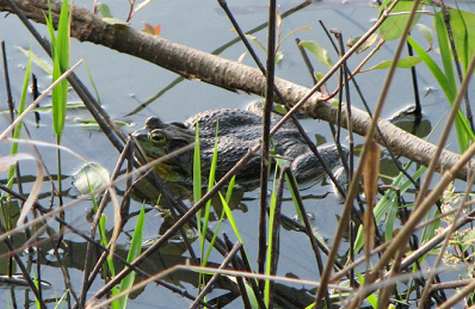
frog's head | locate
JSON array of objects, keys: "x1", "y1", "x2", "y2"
[{"x1": 132, "y1": 117, "x2": 195, "y2": 181}]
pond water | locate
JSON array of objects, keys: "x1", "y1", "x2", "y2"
[{"x1": 0, "y1": 0, "x2": 472, "y2": 308}]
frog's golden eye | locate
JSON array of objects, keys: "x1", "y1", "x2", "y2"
[{"x1": 149, "y1": 130, "x2": 167, "y2": 145}]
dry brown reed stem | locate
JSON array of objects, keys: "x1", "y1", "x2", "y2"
[
  {"x1": 218, "y1": 0, "x2": 351, "y2": 203},
  {"x1": 351, "y1": 264, "x2": 464, "y2": 302},
  {"x1": 324, "y1": 38, "x2": 384, "y2": 100},
  {"x1": 345, "y1": 12, "x2": 475, "y2": 309},
  {"x1": 439, "y1": 278, "x2": 475, "y2": 308},
  {"x1": 430, "y1": 279, "x2": 472, "y2": 292},
  {"x1": 315, "y1": 0, "x2": 419, "y2": 306},
  {"x1": 362, "y1": 140, "x2": 380, "y2": 266},
  {"x1": 414, "y1": 199, "x2": 475, "y2": 231},
  {"x1": 419, "y1": 173, "x2": 475, "y2": 308},
  {"x1": 352, "y1": 39, "x2": 385, "y2": 75}
]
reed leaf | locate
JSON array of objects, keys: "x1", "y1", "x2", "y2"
[
  {"x1": 408, "y1": 36, "x2": 474, "y2": 151},
  {"x1": 435, "y1": 12, "x2": 457, "y2": 96},
  {"x1": 98, "y1": 214, "x2": 116, "y2": 277},
  {"x1": 448, "y1": 8, "x2": 475, "y2": 71},
  {"x1": 377, "y1": 0, "x2": 420, "y2": 41},
  {"x1": 218, "y1": 192, "x2": 243, "y2": 243},
  {"x1": 193, "y1": 124, "x2": 202, "y2": 205},
  {"x1": 51, "y1": 0, "x2": 70, "y2": 137},
  {"x1": 7, "y1": 52, "x2": 32, "y2": 189},
  {"x1": 362, "y1": 139, "x2": 380, "y2": 261},
  {"x1": 199, "y1": 123, "x2": 220, "y2": 265},
  {"x1": 264, "y1": 164, "x2": 280, "y2": 307},
  {"x1": 113, "y1": 207, "x2": 145, "y2": 309}
]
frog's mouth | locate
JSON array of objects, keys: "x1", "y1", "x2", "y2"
[
  {"x1": 152, "y1": 162, "x2": 190, "y2": 184},
  {"x1": 131, "y1": 128, "x2": 192, "y2": 184}
]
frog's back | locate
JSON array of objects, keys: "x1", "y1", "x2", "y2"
[{"x1": 185, "y1": 108, "x2": 262, "y2": 137}]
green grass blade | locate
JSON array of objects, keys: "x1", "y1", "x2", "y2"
[
  {"x1": 264, "y1": 165, "x2": 280, "y2": 307},
  {"x1": 193, "y1": 124, "x2": 203, "y2": 242},
  {"x1": 204, "y1": 204, "x2": 226, "y2": 263},
  {"x1": 218, "y1": 192, "x2": 243, "y2": 243},
  {"x1": 378, "y1": 0, "x2": 421, "y2": 41},
  {"x1": 434, "y1": 12, "x2": 457, "y2": 97},
  {"x1": 45, "y1": 3, "x2": 56, "y2": 50},
  {"x1": 225, "y1": 175, "x2": 236, "y2": 204},
  {"x1": 421, "y1": 211, "x2": 440, "y2": 244},
  {"x1": 34, "y1": 277, "x2": 41, "y2": 309},
  {"x1": 449, "y1": 8, "x2": 475, "y2": 71},
  {"x1": 115, "y1": 207, "x2": 146, "y2": 309},
  {"x1": 7, "y1": 52, "x2": 32, "y2": 189},
  {"x1": 408, "y1": 36, "x2": 474, "y2": 150},
  {"x1": 193, "y1": 124, "x2": 202, "y2": 204},
  {"x1": 408, "y1": 37, "x2": 453, "y2": 100},
  {"x1": 204, "y1": 176, "x2": 239, "y2": 261},
  {"x1": 244, "y1": 282, "x2": 259, "y2": 309},
  {"x1": 51, "y1": 0, "x2": 70, "y2": 137},
  {"x1": 200, "y1": 123, "x2": 220, "y2": 264},
  {"x1": 98, "y1": 214, "x2": 116, "y2": 277}
]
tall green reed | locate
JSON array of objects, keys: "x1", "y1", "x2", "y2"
[{"x1": 45, "y1": 0, "x2": 71, "y2": 206}]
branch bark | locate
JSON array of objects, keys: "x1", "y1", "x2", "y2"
[{"x1": 1, "y1": 0, "x2": 473, "y2": 178}]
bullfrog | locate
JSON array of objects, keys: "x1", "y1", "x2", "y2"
[{"x1": 132, "y1": 108, "x2": 346, "y2": 187}]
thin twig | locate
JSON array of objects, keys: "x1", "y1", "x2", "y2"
[{"x1": 190, "y1": 242, "x2": 242, "y2": 308}]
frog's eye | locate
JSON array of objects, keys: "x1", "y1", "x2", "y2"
[{"x1": 149, "y1": 130, "x2": 167, "y2": 145}]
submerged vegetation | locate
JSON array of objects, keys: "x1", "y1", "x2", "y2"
[{"x1": 0, "y1": 0, "x2": 475, "y2": 308}]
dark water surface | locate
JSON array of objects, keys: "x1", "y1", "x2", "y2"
[{"x1": 0, "y1": 0, "x2": 466, "y2": 308}]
